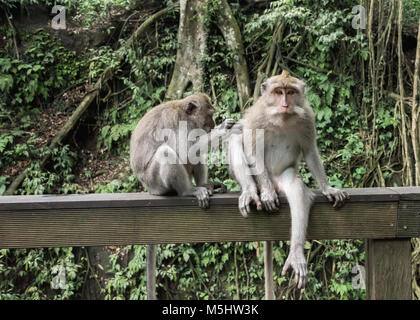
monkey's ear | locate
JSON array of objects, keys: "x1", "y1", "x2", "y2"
[
  {"x1": 296, "y1": 80, "x2": 307, "y2": 94},
  {"x1": 186, "y1": 101, "x2": 199, "y2": 115},
  {"x1": 260, "y1": 82, "x2": 268, "y2": 95}
]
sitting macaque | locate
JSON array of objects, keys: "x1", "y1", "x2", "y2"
[
  {"x1": 229, "y1": 70, "x2": 349, "y2": 289},
  {"x1": 130, "y1": 93, "x2": 237, "y2": 299}
]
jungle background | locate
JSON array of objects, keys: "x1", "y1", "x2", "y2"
[{"x1": 0, "y1": 0, "x2": 419, "y2": 300}]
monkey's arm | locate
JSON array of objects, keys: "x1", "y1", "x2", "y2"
[
  {"x1": 229, "y1": 133, "x2": 262, "y2": 217},
  {"x1": 303, "y1": 141, "x2": 349, "y2": 207},
  {"x1": 193, "y1": 163, "x2": 208, "y2": 186},
  {"x1": 242, "y1": 132, "x2": 279, "y2": 212},
  {"x1": 194, "y1": 119, "x2": 242, "y2": 152},
  {"x1": 250, "y1": 158, "x2": 280, "y2": 212}
]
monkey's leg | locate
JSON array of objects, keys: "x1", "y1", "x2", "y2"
[
  {"x1": 254, "y1": 171, "x2": 280, "y2": 212},
  {"x1": 303, "y1": 143, "x2": 349, "y2": 207},
  {"x1": 153, "y1": 145, "x2": 211, "y2": 208},
  {"x1": 144, "y1": 145, "x2": 197, "y2": 299},
  {"x1": 228, "y1": 134, "x2": 262, "y2": 217},
  {"x1": 146, "y1": 244, "x2": 156, "y2": 300},
  {"x1": 192, "y1": 163, "x2": 209, "y2": 191},
  {"x1": 277, "y1": 167, "x2": 313, "y2": 289},
  {"x1": 144, "y1": 146, "x2": 211, "y2": 299}
]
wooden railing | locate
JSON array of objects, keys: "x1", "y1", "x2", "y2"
[{"x1": 1, "y1": 187, "x2": 419, "y2": 299}]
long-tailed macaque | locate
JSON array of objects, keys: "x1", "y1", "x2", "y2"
[
  {"x1": 229, "y1": 70, "x2": 349, "y2": 290},
  {"x1": 130, "y1": 93, "x2": 236, "y2": 299}
]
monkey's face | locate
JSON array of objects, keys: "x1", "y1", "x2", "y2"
[
  {"x1": 264, "y1": 84, "x2": 301, "y2": 116},
  {"x1": 261, "y1": 72, "x2": 306, "y2": 117},
  {"x1": 273, "y1": 86, "x2": 299, "y2": 115},
  {"x1": 202, "y1": 106, "x2": 216, "y2": 133},
  {"x1": 184, "y1": 94, "x2": 216, "y2": 133}
]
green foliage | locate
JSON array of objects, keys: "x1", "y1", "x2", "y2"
[
  {"x1": 104, "y1": 245, "x2": 146, "y2": 299},
  {"x1": 57, "y1": 0, "x2": 132, "y2": 27},
  {"x1": 97, "y1": 24, "x2": 178, "y2": 152},
  {"x1": 95, "y1": 173, "x2": 140, "y2": 194},
  {"x1": 87, "y1": 46, "x2": 121, "y2": 80},
  {"x1": 0, "y1": 0, "x2": 39, "y2": 9},
  {"x1": 101, "y1": 240, "x2": 365, "y2": 300},
  {"x1": 0, "y1": 247, "x2": 86, "y2": 299},
  {"x1": 20, "y1": 144, "x2": 81, "y2": 195},
  {"x1": 403, "y1": 0, "x2": 420, "y2": 26},
  {"x1": 0, "y1": 29, "x2": 87, "y2": 116}
]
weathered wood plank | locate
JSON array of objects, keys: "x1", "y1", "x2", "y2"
[
  {"x1": 366, "y1": 238, "x2": 412, "y2": 300},
  {"x1": 0, "y1": 201, "x2": 397, "y2": 248},
  {"x1": 396, "y1": 200, "x2": 420, "y2": 237},
  {"x1": 0, "y1": 187, "x2": 418, "y2": 248},
  {"x1": 390, "y1": 187, "x2": 420, "y2": 200},
  {"x1": 0, "y1": 187, "x2": 400, "y2": 211}
]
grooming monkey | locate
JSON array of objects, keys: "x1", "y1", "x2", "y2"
[
  {"x1": 229, "y1": 70, "x2": 349, "y2": 290},
  {"x1": 130, "y1": 93, "x2": 237, "y2": 299}
]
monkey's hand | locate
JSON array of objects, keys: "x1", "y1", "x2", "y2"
[
  {"x1": 216, "y1": 118, "x2": 235, "y2": 130},
  {"x1": 260, "y1": 188, "x2": 280, "y2": 212},
  {"x1": 215, "y1": 119, "x2": 243, "y2": 136},
  {"x1": 322, "y1": 186, "x2": 350, "y2": 208},
  {"x1": 281, "y1": 249, "x2": 307, "y2": 289},
  {"x1": 230, "y1": 123, "x2": 243, "y2": 135},
  {"x1": 238, "y1": 190, "x2": 263, "y2": 218},
  {"x1": 191, "y1": 186, "x2": 212, "y2": 209}
]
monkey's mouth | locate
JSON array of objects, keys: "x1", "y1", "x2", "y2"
[{"x1": 278, "y1": 106, "x2": 291, "y2": 114}]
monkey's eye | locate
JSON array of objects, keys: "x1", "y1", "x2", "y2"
[
  {"x1": 274, "y1": 88, "x2": 283, "y2": 95},
  {"x1": 287, "y1": 90, "x2": 296, "y2": 95}
]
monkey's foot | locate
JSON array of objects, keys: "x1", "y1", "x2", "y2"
[
  {"x1": 281, "y1": 250, "x2": 307, "y2": 289},
  {"x1": 191, "y1": 186, "x2": 211, "y2": 209},
  {"x1": 260, "y1": 188, "x2": 280, "y2": 212},
  {"x1": 238, "y1": 190, "x2": 262, "y2": 217},
  {"x1": 322, "y1": 187, "x2": 350, "y2": 208}
]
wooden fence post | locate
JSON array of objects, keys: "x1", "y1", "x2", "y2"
[
  {"x1": 264, "y1": 240, "x2": 274, "y2": 300},
  {"x1": 366, "y1": 238, "x2": 412, "y2": 300}
]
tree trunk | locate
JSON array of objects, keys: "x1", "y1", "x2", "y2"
[
  {"x1": 216, "y1": 0, "x2": 251, "y2": 109},
  {"x1": 166, "y1": 0, "x2": 208, "y2": 99},
  {"x1": 411, "y1": 18, "x2": 420, "y2": 186},
  {"x1": 82, "y1": 247, "x2": 113, "y2": 300}
]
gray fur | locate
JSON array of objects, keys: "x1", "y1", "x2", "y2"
[{"x1": 130, "y1": 93, "x2": 236, "y2": 299}]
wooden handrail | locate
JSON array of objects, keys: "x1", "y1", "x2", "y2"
[
  {"x1": 1, "y1": 186, "x2": 419, "y2": 300},
  {"x1": 0, "y1": 187, "x2": 419, "y2": 249}
]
